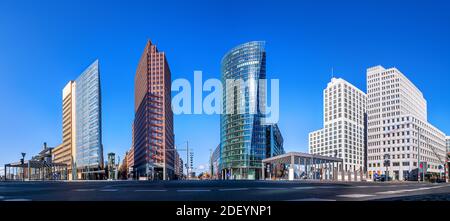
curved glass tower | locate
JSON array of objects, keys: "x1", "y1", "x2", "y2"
[{"x1": 220, "y1": 41, "x2": 269, "y2": 180}]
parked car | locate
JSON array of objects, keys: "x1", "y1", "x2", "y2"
[{"x1": 374, "y1": 174, "x2": 390, "y2": 182}]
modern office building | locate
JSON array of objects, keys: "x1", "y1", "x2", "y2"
[
  {"x1": 211, "y1": 144, "x2": 220, "y2": 179},
  {"x1": 267, "y1": 124, "x2": 285, "y2": 157},
  {"x1": 133, "y1": 40, "x2": 175, "y2": 180},
  {"x1": 126, "y1": 146, "x2": 134, "y2": 177},
  {"x1": 173, "y1": 150, "x2": 184, "y2": 179},
  {"x1": 447, "y1": 136, "x2": 450, "y2": 181},
  {"x1": 178, "y1": 156, "x2": 184, "y2": 179},
  {"x1": 220, "y1": 41, "x2": 284, "y2": 180},
  {"x1": 366, "y1": 65, "x2": 446, "y2": 181},
  {"x1": 74, "y1": 60, "x2": 104, "y2": 179},
  {"x1": 446, "y1": 136, "x2": 450, "y2": 153},
  {"x1": 52, "y1": 60, "x2": 104, "y2": 180},
  {"x1": 53, "y1": 81, "x2": 76, "y2": 180},
  {"x1": 309, "y1": 78, "x2": 367, "y2": 172}
]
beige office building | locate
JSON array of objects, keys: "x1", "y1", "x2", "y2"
[
  {"x1": 53, "y1": 81, "x2": 77, "y2": 180},
  {"x1": 309, "y1": 78, "x2": 367, "y2": 172}
]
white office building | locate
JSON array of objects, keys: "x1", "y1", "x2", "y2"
[
  {"x1": 446, "y1": 136, "x2": 450, "y2": 153},
  {"x1": 309, "y1": 78, "x2": 367, "y2": 172},
  {"x1": 366, "y1": 65, "x2": 446, "y2": 181}
]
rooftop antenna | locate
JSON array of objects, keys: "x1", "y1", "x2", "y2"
[{"x1": 331, "y1": 67, "x2": 334, "y2": 79}]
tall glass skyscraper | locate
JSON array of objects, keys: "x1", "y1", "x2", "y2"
[
  {"x1": 74, "y1": 60, "x2": 103, "y2": 179},
  {"x1": 53, "y1": 60, "x2": 104, "y2": 180},
  {"x1": 220, "y1": 41, "x2": 283, "y2": 180}
]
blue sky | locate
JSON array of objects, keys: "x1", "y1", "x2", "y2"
[{"x1": 0, "y1": 0, "x2": 449, "y2": 172}]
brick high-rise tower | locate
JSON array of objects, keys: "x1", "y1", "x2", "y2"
[{"x1": 133, "y1": 40, "x2": 175, "y2": 180}]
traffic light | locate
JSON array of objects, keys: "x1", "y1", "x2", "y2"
[{"x1": 420, "y1": 163, "x2": 423, "y2": 168}]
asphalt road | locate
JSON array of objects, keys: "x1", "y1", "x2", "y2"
[{"x1": 1, "y1": 180, "x2": 449, "y2": 201}]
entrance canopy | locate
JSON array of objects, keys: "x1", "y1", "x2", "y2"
[
  {"x1": 4, "y1": 160, "x2": 68, "y2": 181},
  {"x1": 262, "y1": 152, "x2": 343, "y2": 181},
  {"x1": 262, "y1": 152, "x2": 343, "y2": 164}
]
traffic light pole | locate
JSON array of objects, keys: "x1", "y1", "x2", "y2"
[{"x1": 21, "y1": 153, "x2": 26, "y2": 182}]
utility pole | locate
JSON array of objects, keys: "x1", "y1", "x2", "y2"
[{"x1": 186, "y1": 141, "x2": 189, "y2": 180}]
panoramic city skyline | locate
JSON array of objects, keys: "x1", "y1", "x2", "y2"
[{"x1": 1, "y1": 0, "x2": 450, "y2": 173}]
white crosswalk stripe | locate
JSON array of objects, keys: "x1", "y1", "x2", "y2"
[
  {"x1": 292, "y1": 186, "x2": 316, "y2": 190},
  {"x1": 337, "y1": 194, "x2": 375, "y2": 198},
  {"x1": 100, "y1": 189, "x2": 118, "y2": 192},
  {"x1": 135, "y1": 189, "x2": 167, "y2": 192},
  {"x1": 74, "y1": 189, "x2": 96, "y2": 192},
  {"x1": 3, "y1": 198, "x2": 32, "y2": 201},
  {"x1": 256, "y1": 187, "x2": 288, "y2": 190},
  {"x1": 318, "y1": 186, "x2": 345, "y2": 189},
  {"x1": 375, "y1": 185, "x2": 445, "y2": 195},
  {"x1": 218, "y1": 188, "x2": 249, "y2": 191},
  {"x1": 177, "y1": 189, "x2": 211, "y2": 192},
  {"x1": 287, "y1": 198, "x2": 336, "y2": 201}
]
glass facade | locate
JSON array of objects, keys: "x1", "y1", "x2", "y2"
[
  {"x1": 220, "y1": 41, "x2": 283, "y2": 180},
  {"x1": 74, "y1": 60, "x2": 103, "y2": 178},
  {"x1": 267, "y1": 124, "x2": 284, "y2": 157}
]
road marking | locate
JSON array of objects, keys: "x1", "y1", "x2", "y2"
[
  {"x1": 3, "y1": 199, "x2": 32, "y2": 201},
  {"x1": 177, "y1": 189, "x2": 211, "y2": 192},
  {"x1": 317, "y1": 186, "x2": 345, "y2": 189},
  {"x1": 256, "y1": 187, "x2": 288, "y2": 190},
  {"x1": 376, "y1": 190, "x2": 406, "y2": 194},
  {"x1": 375, "y1": 186, "x2": 444, "y2": 195},
  {"x1": 218, "y1": 188, "x2": 249, "y2": 191},
  {"x1": 292, "y1": 186, "x2": 316, "y2": 190},
  {"x1": 337, "y1": 194, "x2": 376, "y2": 198},
  {"x1": 135, "y1": 189, "x2": 168, "y2": 192},
  {"x1": 286, "y1": 198, "x2": 336, "y2": 201},
  {"x1": 74, "y1": 189, "x2": 96, "y2": 192},
  {"x1": 354, "y1": 186, "x2": 371, "y2": 188},
  {"x1": 100, "y1": 189, "x2": 118, "y2": 192}
]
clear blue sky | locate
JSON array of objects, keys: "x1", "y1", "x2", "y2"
[{"x1": 1, "y1": 0, "x2": 449, "y2": 173}]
